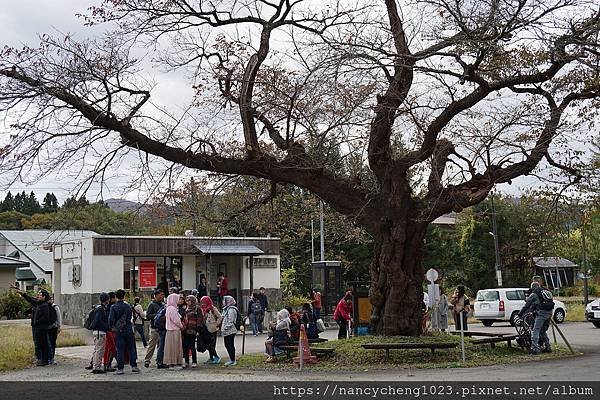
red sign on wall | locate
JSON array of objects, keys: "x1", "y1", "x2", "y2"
[{"x1": 139, "y1": 261, "x2": 157, "y2": 288}]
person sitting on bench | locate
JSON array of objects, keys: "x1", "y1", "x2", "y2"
[{"x1": 265, "y1": 309, "x2": 291, "y2": 363}]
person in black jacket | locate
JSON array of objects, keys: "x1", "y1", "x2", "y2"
[
  {"x1": 10, "y1": 285, "x2": 53, "y2": 366},
  {"x1": 256, "y1": 287, "x2": 269, "y2": 334},
  {"x1": 143, "y1": 289, "x2": 165, "y2": 368},
  {"x1": 108, "y1": 289, "x2": 139, "y2": 375},
  {"x1": 91, "y1": 293, "x2": 110, "y2": 374},
  {"x1": 301, "y1": 303, "x2": 318, "y2": 339},
  {"x1": 197, "y1": 275, "x2": 208, "y2": 298}
]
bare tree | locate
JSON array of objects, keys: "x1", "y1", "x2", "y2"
[{"x1": 1, "y1": 0, "x2": 599, "y2": 335}]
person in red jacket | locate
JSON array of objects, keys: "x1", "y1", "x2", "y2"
[
  {"x1": 333, "y1": 294, "x2": 353, "y2": 339},
  {"x1": 216, "y1": 272, "x2": 228, "y2": 308}
]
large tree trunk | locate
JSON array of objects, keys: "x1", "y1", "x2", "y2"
[{"x1": 369, "y1": 219, "x2": 428, "y2": 336}]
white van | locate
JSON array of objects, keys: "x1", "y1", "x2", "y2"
[{"x1": 473, "y1": 288, "x2": 566, "y2": 327}]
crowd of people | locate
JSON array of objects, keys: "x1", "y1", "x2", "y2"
[
  {"x1": 13, "y1": 273, "x2": 553, "y2": 374},
  {"x1": 83, "y1": 288, "x2": 243, "y2": 374},
  {"x1": 81, "y1": 285, "x2": 334, "y2": 373}
]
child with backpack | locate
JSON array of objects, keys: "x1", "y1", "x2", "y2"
[
  {"x1": 182, "y1": 295, "x2": 203, "y2": 368},
  {"x1": 221, "y1": 295, "x2": 240, "y2": 366}
]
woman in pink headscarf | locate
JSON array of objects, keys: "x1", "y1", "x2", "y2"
[
  {"x1": 200, "y1": 296, "x2": 222, "y2": 364},
  {"x1": 163, "y1": 293, "x2": 184, "y2": 369}
]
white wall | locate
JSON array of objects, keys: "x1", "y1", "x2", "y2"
[
  {"x1": 241, "y1": 255, "x2": 280, "y2": 290},
  {"x1": 58, "y1": 238, "x2": 123, "y2": 294},
  {"x1": 92, "y1": 255, "x2": 124, "y2": 292},
  {"x1": 182, "y1": 255, "x2": 196, "y2": 290},
  {"x1": 59, "y1": 238, "x2": 90, "y2": 294},
  {"x1": 53, "y1": 261, "x2": 61, "y2": 297}
]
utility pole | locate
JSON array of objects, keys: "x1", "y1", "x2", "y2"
[
  {"x1": 311, "y1": 219, "x2": 315, "y2": 262},
  {"x1": 490, "y1": 195, "x2": 503, "y2": 286},
  {"x1": 190, "y1": 177, "x2": 197, "y2": 234},
  {"x1": 319, "y1": 200, "x2": 325, "y2": 262},
  {"x1": 582, "y1": 213, "x2": 589, "y2": 306}
]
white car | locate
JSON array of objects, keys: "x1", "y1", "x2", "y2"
[
  {"x1": 473, "y1": 288, "x2": 566, "y2": 327},
  {"x1": 585, "y1": 299, "x2": 600, "y2": 328}
]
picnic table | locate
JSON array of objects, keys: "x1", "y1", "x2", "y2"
[{"x1": 361, "y1": 342, "x2": 458, "y2": 361}]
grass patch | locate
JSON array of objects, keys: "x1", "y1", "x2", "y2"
[
  {"x1": 565, "y1": 302, "x2": 585, "y2": 322},
  {"x1": 234, "y1": 333, "x2": 577, "y2": 371},
  {"x1": 0, "y1": 325, "x2": 86, "y2": 372}
]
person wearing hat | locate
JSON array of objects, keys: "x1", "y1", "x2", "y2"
[
  {"x1": 10, "y1": 285, "x2": 54, "y2": 366},
  {"x1": 90, "y1": 293, "x2": 110, "y2": 373},
  {"x1": 144, "y1": 289, "x2": 165, "y2": 368},
  {"x1": 519, "y1": 281, "x2": 554, "y2": 354}
]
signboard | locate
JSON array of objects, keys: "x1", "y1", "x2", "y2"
[{"x1": 139, "y1": 260, "x2": 157, "y2": 288}]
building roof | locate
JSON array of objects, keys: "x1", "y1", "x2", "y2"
[
  {"x1": 90, "y1": 236, "x2": 280, "y2": 256},
  {"x1": 0, "y1": 255, "x2": 29, "y2": 269},
  {"x1": 533, "y1": 257, "x2": 578, "y2": 269},
  {"x1": 0, "y1": 230, "x2": 98, "y2": 278},
  {"x1": 432, "y1": 212, "x2": 457, "y2": 226},
  {"x1": 194, "y1": 244, "x2": 265, "y2": 255},
  {"x1": 15, "y1": 267, "x2": 37, "y2": 281},
  {"x1": 95, "y1": 235, "x2": 280, "y2": 240}
]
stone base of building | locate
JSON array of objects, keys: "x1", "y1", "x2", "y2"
[{"x1": 59, "y1": 293, "x2": 103, "y2": 326}]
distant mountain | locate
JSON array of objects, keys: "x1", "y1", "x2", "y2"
[{"x1": 104, "y1": 198, "x2": 149, "y2": 214}]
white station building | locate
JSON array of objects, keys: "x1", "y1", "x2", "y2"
[{"x1": 52, "y1": 235, "x2": 281, "y2": 325}]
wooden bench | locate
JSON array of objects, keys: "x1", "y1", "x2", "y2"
[
  {"x1": 450, "y1": 331, "x2": 513, "y2": 338},
  {"x1": 361, "y1": 342, "x2": 458, "y2": 361},
  {"x1": 290, "y1": 338, "x2": 328, "y2": 345},
  {"x1": 279, "y1": 345, "x2": 335, "y2": 359},
  {"x1": 471, "y1": 334, "x2": 519, "y2": 348}
]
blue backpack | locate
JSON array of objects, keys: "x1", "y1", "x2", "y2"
[{"x1": 153, "y1": 306, "x2": 167, "y2": 330}]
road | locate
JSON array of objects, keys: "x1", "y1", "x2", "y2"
[{"x1": 0, "y1": 321, "x2": 597, "y2": 381}]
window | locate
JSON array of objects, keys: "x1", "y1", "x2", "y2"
[
  {"x1": 506, "y1": 290, "x2": 525, "y2": 301},
  {"x1": 476, "y1": 291, "x2": 499, "y2": 301}
]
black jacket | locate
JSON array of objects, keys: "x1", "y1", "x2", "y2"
[
  {"x1": 19, "y1": 292, "x2": 50, "y2": 329},
  {"x1": 146, "y1": 300, "x2": 164, "y2": 329},
  {"x1": 92, "y1": 304, "x2": 109, "y2": 332},
  {"x1": 257, "y1": 293, "x2": 268, "y2": 312},
  {"x1": 108, "y1": 300, "x2": 133, "y2": 335},
  {"x1": 197, "y1": 283, "x2": 208, "y2": 297}
]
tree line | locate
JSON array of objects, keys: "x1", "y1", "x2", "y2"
[
  {"x1": 0, "y1": 183, "x2": 597, "y2": 297},
  {"x1": 0, "y1": 192, "x2": 58, "y2": 215}
]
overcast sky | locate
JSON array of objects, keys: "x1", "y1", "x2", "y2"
[
  {"x1": 0, "y1": 1, "x2": 582, "y2": 205},
  {"x1": 0, "y1": 0, "x2": 195, "y2": 203}
]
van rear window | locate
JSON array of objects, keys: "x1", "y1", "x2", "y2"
[
  {"x1": 506, "y1": 290, "x2": 525, "y2": 300},
  {"x1": 476, "y1": 291, "x2": 499, "y2": 301}
]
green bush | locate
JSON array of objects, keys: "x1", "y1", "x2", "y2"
[
  {"x1": 563, "y1": 286, "x2": 581, "y2": 297},
  {"x1": 282, "y1": 294, "x2": 311, "y2": 310},
  {"x1": 0, "y1": 291, "x2": 30, "y2": 320}
]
